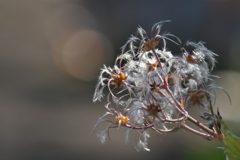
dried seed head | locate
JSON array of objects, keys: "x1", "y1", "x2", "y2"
[
  {"x1": 146, "y1": 61, "x2": 158, "y2": 71},
  {"x1": 150, "y1": 81, "x2": 160, "y2": 91},
  {"x1": 143, "y1": 38, "x2": 159, "y2": 51},
  {"x1": 188, "y1": 90, "x2": 205, "y2": 106},
  {"x1": 115, "y1": 114, "x2": 130, "y2": 125},
  {"x1": 111, "y1": 72, "x2": 128, "y2": 88},
  {"x1": 146, "y1": 103, "x2": 162, "y2": 116},
  {"x1": 186, "y1": 54, "x2": 197, "y2": 63}
]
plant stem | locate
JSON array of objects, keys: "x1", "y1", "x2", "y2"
[{"x1": 181, "y1": 124, "x2": 215, "y2": 140}]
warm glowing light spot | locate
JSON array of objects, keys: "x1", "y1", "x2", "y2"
[{"x1": 52, "y1": 29, "x2": 112, "y2": 81}]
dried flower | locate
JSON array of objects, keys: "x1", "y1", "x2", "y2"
[{"x1": 92, "y1": 20, "x2": 230, "y2": 152}]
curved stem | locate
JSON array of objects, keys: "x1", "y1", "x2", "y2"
[
  {"x1": 124, "y1": 124, "x2": 154, "y2": 130},
  {"x1": 161, "y1": 116, "x2": 187, "y2": 123}
]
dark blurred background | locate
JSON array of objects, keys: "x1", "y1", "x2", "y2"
[{"x1": 0, "y1": 0, "x2": 240, "y2": 160}]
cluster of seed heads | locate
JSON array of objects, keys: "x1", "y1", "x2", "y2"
[{"x1": 92, "y1": 20, "x2": 229, "y2": 151}]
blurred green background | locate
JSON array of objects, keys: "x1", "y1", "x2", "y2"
[{"x1": 0, "y1": 0, "x2": 240, "y2": 159}]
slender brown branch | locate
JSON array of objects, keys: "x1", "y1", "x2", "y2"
[
  {"x1": 181, "y1": 124, "x2": 215, "y2": 140},
  {"x1": 187, "y1": 116, "x2": 218, "y2": 137}
]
